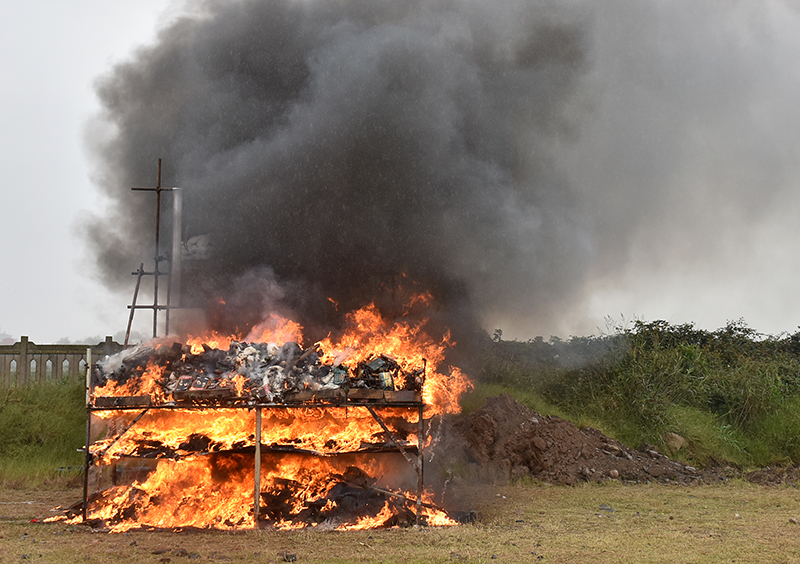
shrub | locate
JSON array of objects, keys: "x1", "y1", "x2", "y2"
[{"x1": 478, "y1": 320, "x2": 800, "y2": 468}]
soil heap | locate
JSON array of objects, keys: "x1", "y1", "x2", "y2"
[{"x1": 451, "y1": 394, "x2": 713, "y2": 485}]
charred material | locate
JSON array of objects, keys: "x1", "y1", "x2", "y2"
[{"x1": 94, "y1": 340, "x2": 425, "y2": 406}]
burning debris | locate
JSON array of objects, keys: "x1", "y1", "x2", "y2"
[
  {"x1": 92, "y1": 301, "x2": 469, "y2": 412},
  {"x1": 63, "y1": 304, "x2": 470, "y2": 532},
  {"x1": 68, "y1": 453, "x2": 449, "y2": 532},
  {"x1": 93, "y1": 339, "x2": 424, "y2": 407}
]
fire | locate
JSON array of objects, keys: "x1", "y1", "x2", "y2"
[
  {"x1": 81, "y1": 297, "x2": 468, "y2": 531},
  {"x1": 92, "y1": 407, "x2": 416, "y2": 461},
  {"x1": 94, "y1": 298, "x2": 471, "y2": 415},
  {"x1": 94, "y1": 359, "x2": 168, "y2": 404},
  {"x1": 184, "y1": 315, "x2": 304, "y2": 355},
  {"x1": 338, "y1": 502, "x2": 396, "y2": 530},
  {"x1": 245, "y1": 313, "x2": 304, "y2": 345},
  {"x1": 73, "y1": 453, "x2": 455, "y2": 532},
  {"x1": 316, "y1": 302, "x2": 472, "y2": 416},
  {"x1": 84, "y1": 455, "x2": 255, "y2": 532},
  {"x1": 186, "y1": 330, "x2": 234, "y2": 355}
]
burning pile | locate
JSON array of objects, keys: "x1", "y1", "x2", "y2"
[
  {"x1": 83, "y1": 453, "x2": 453, "y2": 531},
  {"x1": 68, "y1": 301, "x2": 471, "y2": 531},
  {"x1": 94, "y1": 338, "x2": 424, "y2": 407},
  {"x1": 93, "y1": 303, "x2": 466, "y2": 413}
]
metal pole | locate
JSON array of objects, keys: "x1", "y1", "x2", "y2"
[
  {"x1": 152, "y1": 158, "x2": 162, "y2": 338},
  {"x1": 96, "y1": 409, "x2": 150, "y2": 459},
  {"x1": 254, "y1": 407, "x2": 262, "y2": 528},
  {"x1": 416, "y1": 405, "x2": 424, "y2": 526},
  {"x1": 82, "y1": 348, "x2": 92, "y2": 522},
  {"x1": 125, "y1": 264, "x2": 145, "y2": 346},
  {"x1": 365, "y1": 406, "x2": 417, "y2": 470},
  {"x1": 166, "y1": 187, "x2": 182, "y2": 334},
  {"x1": 165, "y1": 263, "x2": 171, "y2": 336}
]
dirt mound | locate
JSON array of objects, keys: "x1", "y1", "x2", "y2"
[
  {"x1": 452, "y1": 394, "x2": 712, "y2": 485},
  {"x1": 745, "y1": 466, "x2": 800, "y2": 486}
]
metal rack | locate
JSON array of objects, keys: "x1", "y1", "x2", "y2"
[{"x1": 81, "y1": 379, "x2": 428, "y2": 527}]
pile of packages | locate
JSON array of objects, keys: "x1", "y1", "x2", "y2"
[{"x1": 93, "y1": 340, "x2": 425, "y2": 404}]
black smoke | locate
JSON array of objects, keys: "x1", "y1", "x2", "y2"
[
  {"x1": 85, "y1": 0, "x2": 589, "y2": 343},
  {"x1": 86, "y1": 0, "x2": 800, "y2": 343}
]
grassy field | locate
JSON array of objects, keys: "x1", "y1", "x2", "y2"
[
  {"x1": 2, "y1": 481, "x2": 800, "y2": 563},
  {"x1": 0, "y1": 378, "x2": 85, "y2": 487}
]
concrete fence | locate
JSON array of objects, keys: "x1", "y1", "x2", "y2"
[{"x1": 0, "y1": 336, "x2": 124, "y2": 386}]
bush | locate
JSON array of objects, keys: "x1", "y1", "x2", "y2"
[{"x1": 478, "y1": 320, "x2": 800, "y2": 468}]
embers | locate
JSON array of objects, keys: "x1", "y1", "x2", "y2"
[
  {"x1": 258, "y1": 466, "x2": 417, "y2": 528},
  {"x1": 78, "y1": 453, "x2": 438, "y2": 531}
]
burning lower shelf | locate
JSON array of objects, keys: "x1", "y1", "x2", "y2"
[
  {"x1": 81, "y1": 450, "x2": 453, "y2": 531},
  {"x1": 69, "y1": 403, "x2": 455, "y2": 531},
  {"x1": 69, "y1": 394, "x2": 455, "y2": 531}
]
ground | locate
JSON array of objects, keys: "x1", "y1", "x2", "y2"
[
  {"x1": 4, "y1": 482, "x2": 800, "y2": 563},
  {"x1": 4, "y1": 394, "x2": 800, "y2": 562}
]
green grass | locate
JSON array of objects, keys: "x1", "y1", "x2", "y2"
[
  {"x1": 460, "y1": 382, "x2": 563, "y2": 418},
  {"x1": 746, "y1": 395, "x2": 800, "y2": 467},
  {"x1": 0, "y1": 378, "x2": 86, "y2": 487}
]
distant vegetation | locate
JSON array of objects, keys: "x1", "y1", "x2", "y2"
[
  {"x1": 473, "y1": 319, "x2": 800, "y2": 469},
  {"x1": 3, "y1": 319, "x2": 800, "y2": 486}
]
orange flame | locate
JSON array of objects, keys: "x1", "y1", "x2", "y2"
[
  {"x1": 84, "y1": 296, "x2": 468, "y2": 531},
  {"x1": 72, "y1": 452, "x2": 455, "y2": 531},
  {"x1": 92, "y1": 406, "x2": 420, "y2": 463},
  {"x1": 316, "y1": 302, "x2": 472, "y2": 415},
  {"x1": 186, "y1": 330, "x2": 235, "y2": 355},
  {"x1": 94, "y1": 360, "x2": 168, "y2": 403},
  {"x1": 244, "y1": 313, "x2": 304, "y2": 345}
]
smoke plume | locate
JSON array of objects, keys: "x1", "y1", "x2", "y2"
[
  {"x1": 85, "y1": 0, "x2": 800, "y2": 342},
  {"x1": 85, "y1": 0, "x2": 588, "y2": 342}
]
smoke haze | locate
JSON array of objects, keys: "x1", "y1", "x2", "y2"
[{"x1": 85, "y1": 0, "x2": 800, "y2": 342}]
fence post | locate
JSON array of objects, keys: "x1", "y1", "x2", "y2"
[{"x1": 18, "y1": 336, "x2": 29, "y2": 385}]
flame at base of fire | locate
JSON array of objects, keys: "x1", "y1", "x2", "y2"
[{"x1": 74, "y1": 452, "x2": 455, "y2": 532}]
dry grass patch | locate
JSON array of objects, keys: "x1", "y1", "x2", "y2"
[{"x1": 2, "y1": 482, "x2": 800, "y2": 563}]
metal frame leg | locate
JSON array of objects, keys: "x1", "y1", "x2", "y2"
[
  {"x1": 416, "y1": 405, "x2": 424, "y2": 526},
  {"x1": 364, "y1": 405, "x2": 426, "y2": 526},
  {"x1": 254, "y1": 407, "x2": 262, "y2": 528}
]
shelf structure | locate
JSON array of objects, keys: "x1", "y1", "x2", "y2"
[{"x1": 81, "y1": 384, "x2": 428, "y2": 527}]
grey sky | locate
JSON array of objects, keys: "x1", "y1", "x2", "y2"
[
  {"x1": 2, "y1": 0, "x2": 800, "y2": 345},
  {"x1": 0, "y1": 1, "x2": 179, "y2": 343}
]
